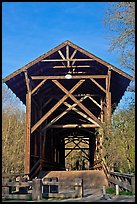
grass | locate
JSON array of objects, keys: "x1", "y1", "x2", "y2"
[{"x1": 106, "y1": 187, "x2": 134, "y2": 196}]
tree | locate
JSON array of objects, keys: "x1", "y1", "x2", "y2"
[
  {"x1": 2, "y1": 85, "x2": 25, "y2": 174},
  {"x1": 104, "y1": 2, "x2": 135, "y2": 80},
  {"x1": 102, "y1": 97, "x2": 135, "y2": 173}
]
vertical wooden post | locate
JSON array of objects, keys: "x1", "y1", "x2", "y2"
[
  {"x1": 131, "y1": 176, "x2": 135, "y2": 194},
  {"x1": 24, "y1": 92, "x2": 31, "y2": 175},
  {"x1": 105, "y1": 73, "x2": 112, "y2": 137},
  {"x1": 100, "y1": 98, "x2": 104, "y2": 123},
  {"x1": 74, "y1": 178, "x2": 83, "y2": 198},
  {"x1": 116, "y1": 184, "x2": 119, "y2": 195},
  {"x1": 32, "y1": 178, "x2": 42, "y2": 201},
  {"x1": 102, "y1": 185, "x2": 106, "y2": 196},
  {"x1": 66, "y1": 45, "x2": 69, "y2": 67}
]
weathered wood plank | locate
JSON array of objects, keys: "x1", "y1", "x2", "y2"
[
  {"x1": 2, "y1": 181, "x2": 32, "y2": 187},
  {"x1": 109, "y1": 177, "x2": 132, "y2": 191},
  {"x1": 2, "y1": 194, "x2": 32, "y2": 200}
]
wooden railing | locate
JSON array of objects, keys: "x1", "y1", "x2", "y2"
[
  {"x1": 93, "y1": 160, "x2": 135, "y2": 194},
  {"x1": 108, "y1": 171, "x2": 135, "y2": 194},
  {"x1": 2, "y1": 177, "x2": 83, "y2": 201},
  {"x1": 2, "y1": 178, "x2": 32, "y2": 200}
]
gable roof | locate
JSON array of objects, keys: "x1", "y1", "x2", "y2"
[
  {"x1": 2, "y1": 40, "x2": 133, "y2": 106},
  {"x1": 3, "y1": 40, "x2": 133, "y2": 83}
]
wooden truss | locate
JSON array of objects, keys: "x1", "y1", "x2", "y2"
[{"x1": 24, "y1": 44, "x2": 112, "y2": 174}]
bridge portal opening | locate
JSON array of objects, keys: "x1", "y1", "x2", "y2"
[{"x1": 3, "y1": 40, "x2": 132, "y2": 179}]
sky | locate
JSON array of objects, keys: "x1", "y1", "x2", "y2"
[{"x1": 2, "y1": 2, "x2": 134, "y2": 110}]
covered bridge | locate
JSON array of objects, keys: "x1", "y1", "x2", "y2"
[{"x1": 3, "y1": 40, "x2": 133, "y2": 179}]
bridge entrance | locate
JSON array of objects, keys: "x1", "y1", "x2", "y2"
[
  {"x1": 64, "y1": 129, "x2": 96, "y2": 171},
  {"x1": 3, "y1": 40, "x2": 132, "y2": 179}
]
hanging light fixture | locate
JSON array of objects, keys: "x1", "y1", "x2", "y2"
[{"x1": 65, "y1": 70, "x2": 72, "y2": 79}]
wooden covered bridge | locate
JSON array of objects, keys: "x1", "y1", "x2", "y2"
[{"x1": 3, "y1": 40, "x2": 132, "y2": 180}]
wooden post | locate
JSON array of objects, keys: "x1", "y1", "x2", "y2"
[
  {"x1": 24, "y1": 92, "x2": 31, "y2": 175},
  {"x1": 131, "y1": 176, "x2": 135, "y2": 194},
  {"x1": 102, "y1": 185, "x2": 106, "y2": 196},
  {"x1": 116, "y1": 184, "x2": 119, "y2": 195},
  {"x1": 32, "y1": 178, "x2": 42, "y2": 201},
  {"x1": 2, "y1": 178, "x2": 10, "y2": 197},
  {"x1": 74, "y1": 178, "x2": 83, "y2": 198}
]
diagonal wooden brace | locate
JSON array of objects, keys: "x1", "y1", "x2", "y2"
[
  {"x1": 41, "y1": 95, "x2": 87, "y2": 132},
  {"x1": 31, "y1": 80, "x2": 85, "y2": 133},
  {"x1": 53, "y1": 80, "x2": 102, "y2": 126}
]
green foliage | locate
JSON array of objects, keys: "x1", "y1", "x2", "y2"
[
  {"x1": 106, "y1": 187, "x2": 115, "y2": 195},
  {"x1": 106, "y1": 187, "x2": 134, "y2": 196},
  {"x1": 103, "y1": 97, "x2": 135, "y2": 173}
]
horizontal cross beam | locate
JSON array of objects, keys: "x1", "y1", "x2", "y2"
[
  {"x1": 42, "y1": 59, "x2": 95, "y2": 62},
  {"x1": 31, "y1": 75, "x2": 108, "y2": 80},
  {"x1": 53, "y1": 65, "x2": 90, "y2": 68},
  {"x1": 51, "y1": 124, "x2": 99, "y2": 128}
]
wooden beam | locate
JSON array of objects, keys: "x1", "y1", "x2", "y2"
[
  {"x1": 53, "y1": 65, "x2": 90, "y2": 68},
  {"x1": 31, "y1": 80, "x2": 85, "y2": 133},
  {"x1": 66, "y1": 45, "x2": 70, "y2": 67},
  {"x1": 64, "y1": 101, "x2": 100, "y2": 126},
  {"x1": 71, "y1": 59, "x2": 76, "y2": 66},
  {"x1": 24, "y1": 93, "x2": 31, "y2": 174},
  {"x1": 73, "y1": 140, "x2": 89, "y2": 158},
  {"x1": 65, "y1": 147, "x2": 89, "y2": 150},
  {"x1": 107, "y1": 68, "x2": 111, "y2": 92},
  {"x1": 31, "y1": 79, "x2": 47, "y2": 95},
  {"x1": 53, "y1": 80, "x2": 102, "y2": 126},
  {"x1": 3, "y1": 41, "x2": 67, "y2": 82},
  {"x1": 24, "y1": 71, "x2": 31, "y2": 92},
  {"x1": 70, "y1": 49, "x2": 77, "y2": 59},
  {"x1": 90, "y1": 78, "x2": 106, "y2": 93},
  {"x1": 106, "y1": 75, "x2": 112, "y2": 123},
  {"x1": 66, "y1": 40, "x2": 133, "y2": 81},
  {"x1": 42, "y1": 59, "x2": 95, "y2": 62},
  {"x1": 88, "y1": 96, "x2": 101, "y2": 109},
  {"x1": 41, "y1": 94, "x2": 87, "y2": 132},
  {"x1": 65, "y1": 140, "x2": 82, "y2": 158},
  {"x1": 51, "y1": 124, "x2": 99, "y2": 128},
  {"x1": 100, "y1": 98, "x2": 104, "y2": 123},
  {"x1": 58, "y1": 50, "x2": 66, "y2": 60},
  {"x1": 31, "y1": 75, "x2": 108, "y2": 80}
]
